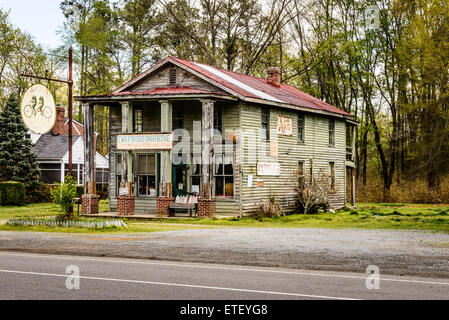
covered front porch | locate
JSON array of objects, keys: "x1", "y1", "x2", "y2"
[{"x1": 77, "y1": 94, "x2": 240, "y2": 217}]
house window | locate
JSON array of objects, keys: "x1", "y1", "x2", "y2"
[
  {"x1": 191, "y1": 154, "x2": 202, "y2": 194},
  {"x1": 39, "y1": 163, "x2": 62, "y2": 185},
  {"x1": 298, "y1": 113, "x2": 305, "y2": 143},
  {"x1": 169, "y1": 68, "x2": 177, "y2": 85},
  {"x1": 134, "y1": 106, "x2": 143, "y2": 133},
  {"x1": 173, "y1": 105, "x2": 184, "y2": 131},
  {"x1": 298, "y1": 161, "x2": 305, "y2": 189},
  {"x1": 329, "y1": 162, "x2": 335, "y2": 190},
  {"x1": 262, "y1": 107, "x2": 269, "y2": 140},
  {"x1": 329, "y1": 119, "x2": 335, "y2": 146},
  {"x1": 214, "y1": 105, "x2": 222, "y2": 135},
  {"x1": 214, "y1": 154, "x2": 234, "y2": 197},
  {"x1": 138, "y1": 154, "x2": 156, "y2": 197}
]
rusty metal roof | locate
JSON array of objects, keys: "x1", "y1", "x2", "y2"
[{"x1": 84, "y1": 56, "x2": 353, "y2": 117}]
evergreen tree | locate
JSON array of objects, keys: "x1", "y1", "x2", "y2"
[{"x1": 0, "y1": 94, "x2": 41, "y2": 197}]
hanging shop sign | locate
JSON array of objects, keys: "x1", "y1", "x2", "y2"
[
  {"x1": 117, "y1": 133, "x2": 173, "y2": 150},
  {"x1": 21, "y1": 84, "x2": 56, "y2": 134},
  {"x1": 277, "y1": 115, "x2": 293, "y2": 136},
  {"x1": 257, "y1": 162, "x2": 281, "y2": 176}
]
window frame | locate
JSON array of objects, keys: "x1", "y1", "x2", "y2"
[
  {"x1": 137, "y1": 153, "x2": 157, "y2": 198},
  {"x1": 214, "y1": 105, "x2": 223, "y2": 135},
  {"x1": 213, "y1": 153, "x2": 235, "y2": 199},
  {"x1": 329, "y1": 161, "x2": 335, "y2": 191},
  {"x1": 261, "y1": 107, "x2": 270, "y2": 141},
  {"x1": 298, "y1": 161, "x2": 305, "y2": 189},
  {"x1": 133, "y1": 106, "x2": 143, "y2": 133},
  {"x1": 329, "y1": 119, "x2": 335, "y2": 146},
  {"x1": 298, "y1": 113, "x2": 305, "y2": 143}
]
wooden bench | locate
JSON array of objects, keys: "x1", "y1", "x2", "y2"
[{"x1": 169, "y1": 192, "x2": 199, "y2": 217}]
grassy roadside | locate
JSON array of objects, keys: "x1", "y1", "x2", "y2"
[{"x1": 0, "y1": 201, "x2": 448, "y2": 233}]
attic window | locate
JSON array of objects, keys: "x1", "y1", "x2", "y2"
[{"x1": 169, "y1": 68, "x2": 177, "y2": 85}]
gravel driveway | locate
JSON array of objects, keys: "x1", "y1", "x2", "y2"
[{"x1": 1, "y1": 228, "x2": 448, "y2": 278}]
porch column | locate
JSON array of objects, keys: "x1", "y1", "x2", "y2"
[
  {"x1": 82, "y1": 102, "x2": 99, "y2": 215},
  {"x1": 83, "y1": 103, "x2": 95, "y2": 194},
  {"x1": 120, "y1": 101, "x2": 134, "y2": 194},
  {"x1": 201, "y1": 99, "x2": 214, "y2": 199},
  {"x1": 159, "y1": 100, "x2": 172, "y2": 197}
]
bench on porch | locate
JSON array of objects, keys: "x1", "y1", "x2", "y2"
[{"x1": 169, "y1": 191, "x2": 199, "y2": 217}]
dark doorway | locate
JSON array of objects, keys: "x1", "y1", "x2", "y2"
[{"x1": 172, "y1": 164, "x2": 187, "y2": 197}]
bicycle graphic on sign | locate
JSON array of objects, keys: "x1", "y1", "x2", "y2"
[{"x1": 23, "y1": 95, "x2": 53, "y2": 119}]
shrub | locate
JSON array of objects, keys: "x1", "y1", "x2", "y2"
[
  {"x1": 51, "y1": 175, "x2": 77, "y2": 218},
  {"x1": 253, "y1": 197, "x2": 284, "y2": 219},
  {"x1": 26, "y1": 183, "x2": 53, "y2": 203},
  {"x1": 0, "y1": 181, "x2": 26, "y2": 206},
  {"x1": 296, "y1": 169, "x2": 332, "y2": 214}
]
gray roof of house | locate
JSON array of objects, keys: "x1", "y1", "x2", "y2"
[{"x1": 32, "y1": 133, "x2": 81, "y2": 160}]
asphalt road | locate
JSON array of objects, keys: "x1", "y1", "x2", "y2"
[{"x1": 0, "y1": 251, "x2": 448, "y2": 300}]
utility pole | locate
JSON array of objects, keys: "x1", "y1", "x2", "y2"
[{"x1": 21, "y1": 46, "x2": 74, "y2": 176}]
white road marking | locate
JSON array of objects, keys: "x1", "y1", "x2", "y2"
[
  {"x1": 0, "y1": 269, "x2": 357, "y2": 300},
  {"x1": 1, "y1": 251, "x2": 448, "y2": 287}
]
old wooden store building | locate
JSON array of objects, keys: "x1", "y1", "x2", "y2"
[{"x1": 76, "y1": 56, "x2": 356, "y2": 217}]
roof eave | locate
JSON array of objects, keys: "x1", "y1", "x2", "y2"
[{"x1": 74, "y1": 93, "x2": 237, "y2": 103}]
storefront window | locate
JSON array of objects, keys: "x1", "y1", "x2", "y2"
[
  {"x1": 214, "y1": 154, "x2": 234, "y2": 197},
  {"x1": 138, "y1": 154, "x2": 156, "y2": 196}
]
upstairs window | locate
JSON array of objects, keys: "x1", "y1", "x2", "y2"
[
  {"x1": 329, "y1": 119, "x2": 335, "y2": 146},
  {"x1": 298, "y1": 113, "x2": 305, "y2": 143},
  {"x1": 133, "y1": 106, "x2": 143, "y2": 133},
  {"x1": 262, "y1": 107, "x2": 270, "y2": 140},
  {"x1": 173, "y1": 106, "x2": 184, "y2": 131},
  {"x1": 169, "y1": 68, "x2": 177, "y2": 85},
  {"x1": 214, "y1": 105, "x2": 222, "y2": 135}
]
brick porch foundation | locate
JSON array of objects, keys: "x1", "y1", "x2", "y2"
[
  {"x1": 118, "y1": 195, "x2": 135, "y2": 216},
  {"x1": 82, "y1": 194, "x2": 100, "y2": 215},
  {"x1": 157, "y1": 197, "x2": 174, "y2": 217},
  {"x1": 198, "y1": 198, "x2": 216, "y2": 217}
]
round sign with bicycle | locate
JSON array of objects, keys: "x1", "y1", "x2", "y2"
[{"x1": 21, "y1": 84, "x2": 56, "y2": 134}]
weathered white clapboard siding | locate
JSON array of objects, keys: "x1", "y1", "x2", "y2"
[{"x1": 238, "y1": 103, "x2": 346, "y2": 214}]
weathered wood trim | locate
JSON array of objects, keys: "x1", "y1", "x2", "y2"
[
  {"x1": 201, "y1": 99, "x2": 214, "y2": 199},
  {"x1": 82, "y1": 103, "x2": 95, "y2": 194},
  {"x1": 159, "y1": 100, "x2": 173, "y2": 196}
]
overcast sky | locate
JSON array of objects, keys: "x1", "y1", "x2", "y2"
[{"x1": 0, "y1": 0, "x2": 65, "y2": 48}]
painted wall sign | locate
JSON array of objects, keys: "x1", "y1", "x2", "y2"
[
  {"x1": 277, "y1": 115, "x2": 293, "y2": 136},
  {"x1": 117, "y1": 133, "x2": 173, "y2": 150},
  {"x1": 21, "y1": 84, "x2": 56, "y2": 134},
  {"x1": 257, "y1": 162, "x2": 281, "y2": 176}
]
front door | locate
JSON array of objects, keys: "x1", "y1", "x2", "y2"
[{"x1": 172, "y1": 164, "x2": 187, "y2": 197}]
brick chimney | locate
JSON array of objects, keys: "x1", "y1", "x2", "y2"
[
  {"x1": 267, "y1": 67, "x2": 281, "y2": 87},
  {"x1": 52, "y1": 105, "x2": 65, "y2": 136}
]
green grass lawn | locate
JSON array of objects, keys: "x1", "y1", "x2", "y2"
[{"x1": 0, "y1": 201, "x2": 448, "y2": 233}]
